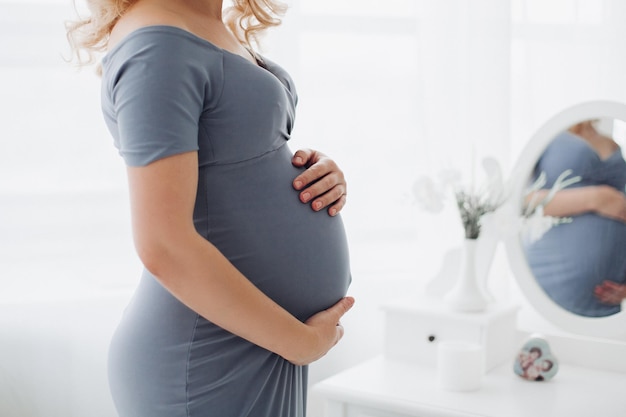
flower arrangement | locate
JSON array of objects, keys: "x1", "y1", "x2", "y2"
[
  {"x1": 412, "y1": 157, "x2": 507, "y2": 239},
  {"x1": 520, "y1": 169, "x2": 581, "y2": 244},
  {"x1": 412, "y1": 157, "x2": 582, "y2": 313},
  {"x1": 412, "y1": 158, "x2": 583, "y2": 243}
]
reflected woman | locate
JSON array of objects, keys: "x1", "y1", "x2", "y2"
[
  {"x1": 525, "y1": 119, "x2": 626, "y2": 317},
  {"x1": 66, "y1": 0, "x2": 354, "y2": 416}
]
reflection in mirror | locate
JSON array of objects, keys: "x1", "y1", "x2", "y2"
[{"x1": 522, "y1": 118, "x2": 626, "y2": 318}]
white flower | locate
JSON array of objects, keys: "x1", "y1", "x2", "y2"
[
  {"x1": 521, "y1": 206, "x2": 558, "y2": 244},
  {"x1": 524, "y1": 169, "x2": 581, "y2": 217},
  {"x1": 481, "y1": 157, "x2": 506, "y2": 205},
  {"x1": 481, "y1": 203, "x2": 523, "y2": 239},
  {"x1": 520, "y1": 169, "x2": 581, "y2": 243},
  {"x1": 437, "y1": 169, "x2": 462, "y2": 190},
  {"x1": 412, "y1": 176, "x2": 445, "y2": 213},
  {"x1": 412, "y1": 158, "x2": 506, "y2": 239}
]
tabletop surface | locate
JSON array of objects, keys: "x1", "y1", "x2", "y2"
[{"x1": 313, "y1": 356, "x2": 626, "y2": 417}]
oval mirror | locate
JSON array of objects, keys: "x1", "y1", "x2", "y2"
[{"x1": 505, "y1": 100, "x2": 626, "y2": 339}]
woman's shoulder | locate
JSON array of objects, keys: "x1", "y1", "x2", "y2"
[
  {"x1": 101, "y1": 26, "x2": 226, "y2": 100},
  {"x1": 108, "y1": 4, "x2": 211, "y2": 50},
  {"x1": 534, "y1": 131, "x2": 590, "y2": 181},
  {"x1": 104, "y1": 25, "x2": 223, "y2": 64},
  {"x1": 101, "y1": 23, "x2": 226, "y2": 111},
  {"x1": 104, "y1": 9, "x2": 216, "y2": 67},
  {"x1": 549, "y1": 130, "x2": 585, "y2": 149},
  {"x1": 542, "y1": 131, "x2": 592, "y2": 163}
]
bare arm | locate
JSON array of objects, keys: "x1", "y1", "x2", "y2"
[
  {"x1": 529, "y1": 185, "x2": 626, "y2": 222},
  {"x1": 127, "y1": 151, "x2": 354, "y2": 366}
]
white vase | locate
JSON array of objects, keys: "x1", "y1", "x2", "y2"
[
  {"x1": 475, "y1": 235, "x2": 497, "y2": 303},
  {"x1": 443, "y1": 238, "x2": 489, "y2": 312}
]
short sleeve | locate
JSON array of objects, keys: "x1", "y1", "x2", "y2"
[
  {"x1": 102, "y1": 33, "x2": 213, "y2": 166},
  {"x1": 533, "y1": 131, "x2": 594, "y2": 188}
]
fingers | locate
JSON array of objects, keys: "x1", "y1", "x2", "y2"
[
  {"x1": 292, "y1": 154, "x2": 334, "y2": 191},
  {"x1": 302, "y1": 179, "x2": 347, "y2": 215},
  {"x1": 595, "y1": 290, "x2": 620, "y2": 305},
  {"x1": 334, "y1": 321, "x2": 345, "y2": 346},
  {"x1": 294, "y1": 166, "x2": 347, "y2": 214},
  {"x1": 615, "y1": 204, "x2": 626, "y2": 222},
  {"x1": 601, "y1": 281, "x2": 620, "y2": 290},
  {"x1": 594, "y1": 282, "x2": 624, "y2": 305},
  {"x1": 296, "y1": 297, "x2": 354, "y2": 365},
  {"x1": 291, "y1": 148, "x2": 348, "y2": 215},
  {"x1": 327, "y1": 194, "x2": 347, "y2": 217},
  {"x1": 326, "y1": 298, "x2": 353, "y2": 346},
  {"x1": 326, "y1": 296, "x2": 355, "y2": 323},
  {"x1": 291, "y1": 148, "x2": 317, "y2": 169},
  {"x1": 613, "y1": 194, "x2": 626, "y2": 222}
]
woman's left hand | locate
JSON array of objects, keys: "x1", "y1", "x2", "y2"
[
  {"x1": 292, "y1": 148, "x2": 347, "y2": 216},
  {"x1": 594, "y1": 280, "x2": 626, "y2": 305}
]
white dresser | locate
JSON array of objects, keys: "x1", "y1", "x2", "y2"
[
  {"x1": 313, "y1": 296, "x2": 626, "y2": 417},
  {"x1": 313, "y1": 355, "x2": 626, "y2": 417}
]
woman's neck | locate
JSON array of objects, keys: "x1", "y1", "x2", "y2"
[
  {"x1": 578, "y1": 125, "x2": 619, "y2": 159},
  {"x1": 142, "y1": 0, "x2": 224, "y2": 20},
  {"x1": 110, "y1": 0, "x2": 258, "y2": 65}
]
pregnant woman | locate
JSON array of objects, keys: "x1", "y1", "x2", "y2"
[
  {"x1": 66, "y1": 0, "x2": 353, "y2": 416},
  {"x1": 525, "y1": 120, "x2": 626, "y2": 317}
]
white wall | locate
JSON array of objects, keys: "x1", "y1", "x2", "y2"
[
  {"x1": 3, "y1": 1, "x2": 626, "y2": 416},
  {"x1": 0, "y1": 294, "x2": 127, "y2": 417}
]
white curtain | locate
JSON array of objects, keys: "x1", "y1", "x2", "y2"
[
  {"x1": 268, "y1": 0, "x2": 626, "y2": 230},
  {"x1": 2, "y1": 2, "x2": 626, "y2": 284},
  {"x1": 511, "y1": 0, "x2": 626, "y2": 155}
]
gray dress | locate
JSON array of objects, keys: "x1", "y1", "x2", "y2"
[{"x1": 101, "y1": 26, "x2": 351, "y2": 417}]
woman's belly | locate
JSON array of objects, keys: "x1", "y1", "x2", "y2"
[
  {"x1": 526, "y1": 213, "x2": 626, "y2": 317},
  {"x1": 194, "y1": 144, "x2": 351, "y2": 321}
]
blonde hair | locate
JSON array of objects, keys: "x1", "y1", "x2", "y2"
[
  {"x1": 66, "y1": 0, "x2": 287, "y2": 69},
  {"x1": 66, "y1": 0, "x2": 136, "y2": 68},
  {"x1": 224, "y1": 0, "x2": 287, "y2": 49}
]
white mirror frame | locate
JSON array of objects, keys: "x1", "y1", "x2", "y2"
[{"x1": 505, "y1": 100, "x2": 626, "y2": 339}]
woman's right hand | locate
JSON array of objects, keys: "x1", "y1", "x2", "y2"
[
  {"x1": 594, "y1": 280, "x2": 626, "y2": 305},
  {"x1": 593, "y1": 185, "x2": 626, "y2": 223},
  {"x1": 288, "y1": 297, "x2": 355, "y2": 366},
  {"x1": 291, "y1": 149, "x2": 347, "y2": 217}
]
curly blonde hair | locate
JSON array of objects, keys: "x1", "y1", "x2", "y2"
[
  {"x1": 66, "y1": 0, "x2": 136, "y2": 68},
  {"x1": 224, "y1": 0, "x2": 287, "y2": 48},
  {"x1": 66, "y1": 0, "x2": 287, "y2": 68}
]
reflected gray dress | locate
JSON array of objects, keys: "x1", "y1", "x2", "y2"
[
  {"x1": 525, "y1": 131, "x2": 626, "y2": 317},
  {"x1": 100, "y1": 26, "x2": 351, "y2": 417}
]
